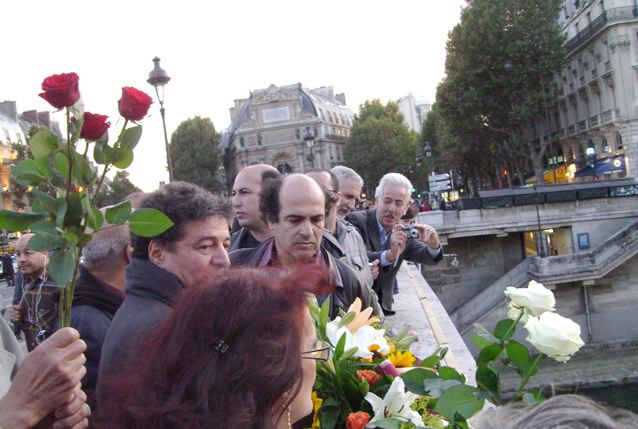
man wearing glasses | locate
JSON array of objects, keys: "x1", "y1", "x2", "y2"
[{"x1": 306, "y1": 170, "x2": 382, "y2": 316}]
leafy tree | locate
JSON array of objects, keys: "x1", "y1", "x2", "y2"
[
  {"x1": 435, "y1": 0, "x2": 565, "y2": 187},
  {"x1": 94, "y1": 170, "x2": 142, "y2": 207},
  {"x1": 169, "y1": 116, "x2": 222, "y2": 193},
  {"x1": 344, "y1": 100, "x2": 419, "y2": 196}
]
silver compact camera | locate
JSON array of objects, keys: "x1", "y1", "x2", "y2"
[{"x1": 400, "y1": 226, "x2": 420, "y2": 239}]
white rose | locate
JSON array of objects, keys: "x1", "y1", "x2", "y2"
[
  {"x1": 504, "y1": 280, "x2": 555, "y2": 316},
  {"x1": 507, "y1": 303, "x2": 529, "y2": 325},
  {"x1": 524, "y1": 312, "x2": 585, "y2": 363}
]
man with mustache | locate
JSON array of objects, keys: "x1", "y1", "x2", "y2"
[
  {"x1": 230, "y1": 174, "x2": 375, "y2": 317},
  {"x1": 347, "y1": 173, "x2": 442, "y2": 315}
]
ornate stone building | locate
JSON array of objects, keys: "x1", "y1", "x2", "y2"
[
  {"x1": 222, "y1": 83, "x2": 354, "y2": 189},
  {"x1": 555, "y1": 0, "x2": 638, "y2": 181}
]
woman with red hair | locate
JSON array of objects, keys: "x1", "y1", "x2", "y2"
[{"x1": 97, "y1": 266, "x2": 333, "y2": 428}]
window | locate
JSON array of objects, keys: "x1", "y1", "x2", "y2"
[
  {"x1": 616, "y1": 133, "x2": 623, "y2": 150},
  {"x1": 295, "y1": 128, "x2": 301, "y2": 139},
  {"x1": 319, "y1": 108, "x2": 325, "y2": 120},
  {"x1": 239, "y1": 136, "x2": 245, "y2": 148}
]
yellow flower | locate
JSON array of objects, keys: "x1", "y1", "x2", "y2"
[
  {"x1": 311, "y1": 391, "x2": 323, "y2": 429},
  {"x1": 346, "y1": 298, "x2": 380, "y2": 332},
  {"x1": 388, "y1": 350, "x2": 416, "y2": 368}
]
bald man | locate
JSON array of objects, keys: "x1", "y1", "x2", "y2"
[
  {"x1": 230, "y1": 174, "x2": 378, "y2": 317},
  {"x1": 230, "y1": 164, "x2": 281, "y2": 251}
]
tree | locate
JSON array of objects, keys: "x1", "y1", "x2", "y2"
[
  {"x1": 435, "y1": 0, "x2": 565, "y2": 187},
  {"x1": 344, "y1": 100, "x2": 419, "y2": 196},
  {"x1": 169, "y1": 116, "x2": 222, "y2": 193},
  {"x1": 94, "y1": 170, "x2": 142, "y2": 207}
]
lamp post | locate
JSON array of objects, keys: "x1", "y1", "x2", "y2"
[
  {"x1": 423, "y1": 141, "x2": 436, "y2": 204},
  {"x1": 147, "y1": 56, "x2": 174, "y2": 182},
  {"x1": 534, "y1": 184, "x2": 546, "y2": 257},
  {"x1": 303, "y1": 127, "x2": 316, "y2": 170}
]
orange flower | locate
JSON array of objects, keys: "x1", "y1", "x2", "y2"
[
  {"x1": 346, "y1": 411, "x2": 371, "y2": 429},
  {"x1": 356, "y1": 369, "x2": 381, "y2": 386}
]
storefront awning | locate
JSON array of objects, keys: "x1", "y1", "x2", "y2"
[{"x1": 574, "y1": 155, "x2": 626, "y2": 178}]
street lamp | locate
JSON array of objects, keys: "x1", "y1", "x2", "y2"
[
  {"x1": 303, "y1": 127, "x2": 316, "y2": 169},
  {"x1": 147, "y1": 56, "x2": 174, "y2": 182},
  {"x1": 534, "y1": 184, "x2": 546, "y2": 257}
]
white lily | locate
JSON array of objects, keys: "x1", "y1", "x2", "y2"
[
  {"x1": 352, "y1": 325, "x2": 390, "y2": 359},
  {"x1": 365, "y1": 377, "x2": 424, "y2": 427},
  {"x1": 326, "y1": 317, "x2": 355, "y2": 350}
]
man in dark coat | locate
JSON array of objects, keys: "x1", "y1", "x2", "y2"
[
  {"x1": 230, "y1": 174, "x2": 377, "y2": 317},
  {"x1": 347, "y1": 173, "x2": 443, "y2": 314},
  {"x1": 96, "y1": 182, "x2": 232, "y2": 407},
  {"x1": 230, "y1": 164, "x2": 280, "y2": 251},
  {"x1": 2, "y1": 252, "x2": 14, "y2": 287}
]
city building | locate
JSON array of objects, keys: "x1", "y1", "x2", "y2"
[
  {"x1": 553, "y1": 0, "x2": 638, "y2": 182},
  {"x1": 396, "y1": 93, "x2": 431, "y2": 132},
  {"x1": 0, "y1": 101, "x2": 59, "y2": 210},
  {"x1": 222, "y1": 83, "x2": 354, "y2": 189}
]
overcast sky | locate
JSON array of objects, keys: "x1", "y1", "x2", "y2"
[{"x1": 2, "y1": 0, "x2": 465, "y2": 191}]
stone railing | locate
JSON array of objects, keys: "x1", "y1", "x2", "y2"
[{"x1": 564, "y1": 6, "x2": 638, "y2": 53}]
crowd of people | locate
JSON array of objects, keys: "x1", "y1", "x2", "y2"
[{"x1": 1, "y1": 165, "x2": 635, "y2": 428}]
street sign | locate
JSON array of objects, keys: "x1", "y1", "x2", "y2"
[
  {"x1": 430, "y1": 173, "x2": 450, "y2": 182},
  {"x1": 429, "y1": 183, "x2": 452, "y2": 191},
  {"x1": 429, "y1": 171, "x2": 452, "y2": 191}
]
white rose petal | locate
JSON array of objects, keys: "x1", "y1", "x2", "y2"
[
  {"x1": 524, "y1": 312, "x2": 585, "y2": 363},
  {"x1": 505, "y1": 281, "x2": 555, "y2": 316},
  {"x1": 507, "y1": 303, "x2": 529, "y2": 325}
]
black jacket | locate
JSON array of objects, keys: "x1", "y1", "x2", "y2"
[
  {"x1": 96, "y1": 258, "x2": 184, "y2": 408},
  {"x1": 229, "y1": 238, "x2": 378, "y2": 317},
  {"x1": 70, "y1": 266, "x2": 124, "y2": 410},
  {"x1": 346, "y1": 209, "x2": 443, "y2": 311}
]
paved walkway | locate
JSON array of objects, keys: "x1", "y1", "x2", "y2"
[{"x1": 389, "y1": 262, "x2": 477, "y2": 386}]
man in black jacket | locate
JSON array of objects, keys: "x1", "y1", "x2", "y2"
[
  {"x1": 347, "y1": 173, "x2": 443, "y2": 314},
  {"x1": 97, "y1": 182, "x2": 231, "y2": 407},
  {"x1": 230, "y1": 174, "x2": 377, "y2": 317}
]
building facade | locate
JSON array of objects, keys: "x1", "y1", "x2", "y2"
[
  {"x1": 222, "y1": 83, "x2": 354, "y2": 188},
  {"x1": 555, "y1": 0, "x2": 638, "y2": 181},
  {"x1": 396, "y1": 93, "x2": 431, "y2": 132}
]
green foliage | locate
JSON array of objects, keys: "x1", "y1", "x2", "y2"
[
  {"x1": 344, "y1": 100, "x2": 419, "y2": 192},
  {"x1": 169, "y1": 116, "x2": 223, "y2": 193},
  {"x1": 434, "y1": 0, "x2": 565, "y2": 191}
]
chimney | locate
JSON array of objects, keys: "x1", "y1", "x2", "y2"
[
  {"x1": 21, "y1": 110, "x2": 39, "y2": 124},
  {"x1": 0, "y1": 101, "x2": 18, "y2": 122},
  {"x1": 37, "y1": 112, "x2": 51, "y2": 129},
  {"x1": 335, "y1": 93, "x2": 347, "y2": 106}
]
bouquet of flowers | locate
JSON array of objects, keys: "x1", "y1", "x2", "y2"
[{"x1": 308, "y1": 279, "x2": 585, "y2": 429}]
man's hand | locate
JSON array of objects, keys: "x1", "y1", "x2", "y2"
[
  {"x1": 387, "y1": 226, "x2": 408, "y2": 262},
  {"x1": 370, "y1": 259, "x2": 380, "y2": 280},
  {"x1": 10, "y1": 304, "x2": 22, "y2": 323},
  {"x1": 0, "y1": 327, "x2": 87, "y2": 429},
  {"x1": 52, "y1": 386, "x2": 90, "y2": 429},
  {"x1": 414, "y1": 224, "x2": 441, "y2": 248}
]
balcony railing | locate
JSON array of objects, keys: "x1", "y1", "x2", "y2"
[
  {"x1": 589, "y1": 115, "x2": 599, "y2": 127},
  {"x1": 564, "y1": 6, "x2": 638, "y2": 53},
  {"x1": 601, "y1": 110, "x2": 613, "y2": 123},
  {"x1": 567, "y1": 124, "x2": 576, "y2": 135},
  {"x1": 325, "y1": 133, "x2": 347, "y2": 143},
  {"x1": 578, "y1": 120, "x2": 588, "y2": 132}
]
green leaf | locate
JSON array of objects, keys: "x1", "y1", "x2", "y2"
[
  {"x1": 110, "y1": 146, "x2": 134, "y2": 169},
  {"x1": 54, "y1": 152, "x2": 70, "y2": 179},
  {"x1": 423, "y1": 378, "x2": 462, "y2": 397},
  {"x1": 477, "y1": 344, "x2": 502, "y2": 365},
  {"x1": 55, "y1": 200, "x2": 68, "y2": 228},
  {"x1": 31, "y1": 190, "x2": 58, "y2": 215},
  {"x1": 400, "y1": 367, "x2": 437, "y2": 395},
  {"x1": 93, "y1": 141, "x2": 112, "y2": 165},
  {"x1": 26, "y1": 233, "x2": 59, "y2": 252},
  {"x1": 29, "y1": 128, "x2": 58, "y2": 160},
  {"x1": 63, "y1": 194, "x2": 83, "y2": 228},
  {"x1": 128, "y1": 208, "x2": 174, "y2": 237},
  {"x1": 12, "y1": 159, "x2": 52, "y2": 186},
  {"x1": 471, "y1": 334, "x2": 494, "y2": 351},
  {"x1": 475, "y1": 366, "x2": 499, "y2": 398},
  {"x1": 30, "y1": 220, "x2": 58, "y2": 237},
  {"x1": 340, "y1": 346, "x2": 358, "y2": 361},
  {"x1": 506, "y1": 340, "x2": 530, "y2": 375},
  {"x1": 120, "y1": 125, "x2": 143, "y2": 150},
  {"x1": 320, "y1": 295, "x2": 331, "y2": 329},
  {"x1": 439, "y1": 366, "x2": 464, "y2": 381},
  {"x1": 0, "y1": 211, "x2": 45, "y2": 232},
  {"x1": 494, "y1": 319, "x2": 517, "y2": 341},
  {"x1": 371, "y1": 419, "x2": 401, "y2": 429},
  {"x1": 72, "y1": 151, "x2": 94, "y2": 184},
  {"x1": 334, "y1": 333, "x2": 346, "y2": 360},
  {"x1": 434, "y1": 384, "x2": 484, "y2": 420},
  {"x1": 62, "y1": 231, "x2": 79, "y2": 246},
  {"x1": 420, "y1": 353, "x2": 441, "y2": 368},
  {"x1": 87, "y1": 207, "x2": 104, "y2": 231},
  {"x1": 48, "y1": 247, "x2": 78, "y2": 287},
  {"x1": 105, "y1": 200, "x2": 132, "y2": 225},
  {"x1": 338, "y1": 310, "x2": 356, "y2": 328}
]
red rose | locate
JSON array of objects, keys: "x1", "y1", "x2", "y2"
[
  {"x1": 39, "y1": 73, "x2": 80, "y2": 109},
  {"x1": 356, "y1": 369, "x2": 381, "y2": 386},
  {"x1": 80, "y1": 112, "x2": 110, "y2": 141},
  {"x1": 346, "y1": 411, "x2": 371, "y2": 429},
  {"x1": 118, "y1": 87, "x2": 153, "y2": 121}
]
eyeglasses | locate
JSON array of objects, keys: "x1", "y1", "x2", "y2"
[{"x1": 301, "y1": 339, "x2": 331, "y2": 361}]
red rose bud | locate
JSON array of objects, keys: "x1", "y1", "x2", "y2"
[
  {"x1": 39, "y1": 73, "x2": 80, "y2": 109},
  {"x1": 118, "y1": 87, "x2": 153, "y2": 121},
  {"x1": 356, "y1": 369, "x2": 381, "y2": 386},
  {"x1": 378, "y1": 359, "x2": 400, "y2": 377},
  {"x1": 346, "y1": 411, "x2": 371, "y2": 429},
  {"x1": 80, "y1": 112, "x2": 110, "y2": 141}
]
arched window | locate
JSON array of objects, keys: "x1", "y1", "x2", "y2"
[{"x1": 616, "y1": 133, "x2": 623, "y2": 149}]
